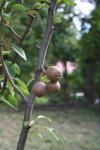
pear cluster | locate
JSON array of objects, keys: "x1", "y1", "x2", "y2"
[{"x1": 32, "y1": 66, "x2": 62, "y2": 97}]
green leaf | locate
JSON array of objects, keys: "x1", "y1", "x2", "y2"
[
  {"x1": 14, "y1": 78, "x2": 29, "y2": 95},
  {"x1": 5, "y1": 60, "x2": 15, "y2": 77},
  {"x1": 29, "y1": 115, "x2": 52, "y2": 127},
  {"x1": 14, "y1": 78, "x2": 27, "y2": 89},
  {"x1": 41, "y1": 75, "x2": 49, "y2": 84},
  {"x1": 26, "y1": 78, "x2": 33, "y2": 87},
  {"x1": 17, "y1": 85, "x2": 29, "y2": 95},
  {"x1": 7, "y1": 81, "x2": 14, "y2": 96},
  {"x1": 2, "y1": 12, "x2": 11, "y2": 18},
  {"x1": 33, "y1": 2, "x2": 48, "y2": 10},
  {"x1": 1, "y1": 96, "x2": 18, "y2": 110},
  {"x1": 36, "y1": 115, "x2": 52, "y2": 122},
  {"x1": 5, "y1": 61, "x2": 20, "y2": 76},
  {"x1": 12, "y1": 45, "x2": 27, "y2": 61},
  {"x1": 8, "y1": 95, "x2": 18, "y2": 109},
  {"x1": 31, "y1": 125, "x2": 59, "y2": 141},
  {"x1": 12, "y1": 4, "x2": 27, "y2": 13},
  {"x1": 5, "y1": 1, "x2": 16, "y2": 12},
  {"x1": 35, "y1": 0, "x2": 49, "y2": 2},
  {"x1": 53, "y1": 13, "x2": 64, "y2": 24},
  {"x1": 63, "y1": 0, "x2": 76, "y2": 6},
  {"x1": 29, "y1": 120, "x2": 35, "y2": 126},
  {"x1": 14, "y1": 64, "x2": 21, "y2": 75},
  {"x1": 32, "y1": 130, "x2": 43, "y2": 138},
  {"x1": 46, "y1": 127, "x2": 59, "y2": 141},
  {"x1": 3, "y1": 1, "x2": 9, "y2": 9}
]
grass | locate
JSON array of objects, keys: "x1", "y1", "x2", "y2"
[{"x1": 0, "y1": 107, "x2": 100, "y2": 150}]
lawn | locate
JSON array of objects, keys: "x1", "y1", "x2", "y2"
[{"x1": 0, "y1": 107, "x2": 100, "y2": 150}]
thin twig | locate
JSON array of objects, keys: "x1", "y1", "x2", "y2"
[
  {"x1": 1, "y1": 14, "x2": 21, "y2": 39},
  {"x1": 0, "y1": 43, "x2": 27, "y2": 101},
  {"x1": 0, "y1": 0, "x2": 6, "y2": 14},
  {"x1": 16, "y1": 1, "x2": 57, "y2": 150},
  {"x1": 20, "y1": 16, "x2": 34, "y2": 44},
  {"x1": 7, "y1": 25, "x2": 22, "y2": 39},
  {"x1": 12, "y1": 16, "x2": 34, "y2": 63}
]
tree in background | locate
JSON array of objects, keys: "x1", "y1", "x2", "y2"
[{"x1": 79, "y1": 0, "x2": 100, "y2": 103}]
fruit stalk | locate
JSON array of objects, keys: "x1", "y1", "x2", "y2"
[{"x1": 16, "y1": 0, "x2": 57, "y2": 150}]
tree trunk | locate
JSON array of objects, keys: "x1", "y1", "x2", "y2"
[
  {"x1": 62, "y1": 60, "x2": 70, "y2": 102},
  {"x1": 16, "y1": 1, "x2": 57, "y2": 150},
  {"x1": 82, "y1": 62, "x2": 96, "y2": 104}
]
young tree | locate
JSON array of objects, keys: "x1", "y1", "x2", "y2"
[{"x1": 0, "y1": 0, "x2": 76, "y2": 149}]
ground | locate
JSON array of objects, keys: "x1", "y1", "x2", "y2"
[{"x1": 0, "y1": 107, "x2": 100, "y2": 150}]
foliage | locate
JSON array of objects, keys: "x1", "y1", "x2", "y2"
[
  {"x1": 0, "y1": 0, "x2": 78, "y2": 108},
  {"x1": 79, "y1": 6, "x2": 100, "y2": 101}
]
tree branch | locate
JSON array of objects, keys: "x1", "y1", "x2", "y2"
[
  {"x1": 0, "y1": 0, "x2": 6, "y2": 14},
  {"x1": 20, "y1": 16, "x2": 34, "y2": 44},
  {"x1": 1, "y1": 1, "x2": 34, "y2": 93},
  {"x1": 1, "y1": 16, "x2": 34, "y2": 91},
  {"x1": 12, "y1": 16, "x2": 34, "y2": 63},
  {"x1": 0, "y1": 43, "x2": 27, "y2": 101},
  {"x1": 1, "y1": 14, "x2": 21, "y2": 39},
  {"x1": 16, "y1": 0, "x2": 57, "y2": 150}
]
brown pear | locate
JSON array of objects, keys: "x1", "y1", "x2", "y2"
[
  {"x1": 47, "y1": 81, "x2": 61, "y2": 92},
  {"x1": 32, "y1": 82, "x2": 47, "y2": 97},
  {"x1": 47, "y1": 66, "x2": 62, "y2": 83}
]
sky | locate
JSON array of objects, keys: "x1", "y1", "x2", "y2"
[
  {"x1": 74, "y1": 0, "x2": 95, "y2": 16},
  {"x1": 57, "y1": 0, "x2": 95, "y2": 31},
  {"x1": 73, "y1": 0, "x2": 95, "y2": 31}
]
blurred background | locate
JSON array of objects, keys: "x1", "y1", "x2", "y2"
[{"x1": 0, "y1": 0, "x2": 100, "y2": 150}]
